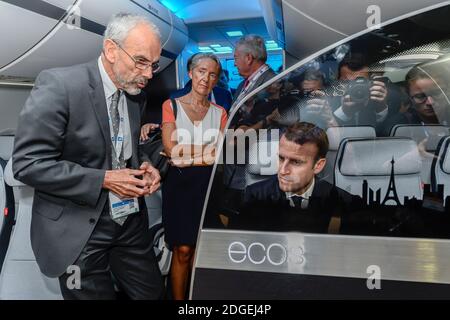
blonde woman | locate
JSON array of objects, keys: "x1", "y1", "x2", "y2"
[{"x1": 161, "y1": 53, "x2": 227, "y2": 299}]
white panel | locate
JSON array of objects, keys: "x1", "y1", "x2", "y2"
[
  {"x1": 284, "y1": 0, "x2": 445, "y2": 36},
  {"x1": 0, "y1": 86, "x2": 32, "y2": 134},
  {"x1": 2, "y1": 25, "x2": 102, "y2": 78},
  {"x1": 0, "y1": 2, "x2": 59, "y2": 68}
]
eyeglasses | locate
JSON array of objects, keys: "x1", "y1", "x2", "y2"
[
  {"x1": 410, "y1": 89, "x2": 444, "y2": 104},
  {"x1": 112, "y1": 40, "x2": 160, "y2": 73}
]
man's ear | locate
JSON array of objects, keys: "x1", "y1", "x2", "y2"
[
  {"x1": 103, "y1": 39, "x2": 117, "y2": 63},
  {"x1": 313, "y1": 158, "x2": 326, "y2": 175},
  {"x1": 245, "y1": 53, "x2": 254, "y2": 66}
]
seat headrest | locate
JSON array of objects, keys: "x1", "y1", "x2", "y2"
[
  {"x1": 439, "y1": 136, "x2": 450, "y2": 174},
  {"x1": 247, "y1": 139, "x2": 279, "y2": 176},
  {"x1": 3, "y1": 159, "x2": 25, "y2": 187},
  {"x1": 339, "y1": 138, "x2": 421, "y2": 176},
  {"x1": 391, "y1": 125, "x2": 449, "y2": 151},
  {"x1": 326, "y1": 126, "x2": 376, "y2": 151},
  {"x1": 0, "y1": 136, "x2": 14, "y2": 160}
]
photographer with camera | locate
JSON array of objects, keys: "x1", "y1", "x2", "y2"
[
  {"x1": 262, "y1": 69, "x2": 337, "y2": 130},
  {"x1": 299, "y1": 69, "x2": 338, "y2": 129},
  {"x1": 332, "y1": 53, "x2": 389, "y2": 127}
]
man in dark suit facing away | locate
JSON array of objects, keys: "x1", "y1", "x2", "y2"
[
  {"x1": 230, "y1": 122, "x2": 365, "y2": 233},
  {"x1": 224, "y1": 35, "x2": 277, "y2": 193},
  {"x1": 230, "y1": 34, "x2": 277, "y2": 113},
  {"x1": 12, "y1": 13, "x2": 164, "y2": 299}
]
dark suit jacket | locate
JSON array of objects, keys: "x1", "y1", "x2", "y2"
[
  {"x1": 229, "y1": 175, "x2": 365, "y2": 233},
  {"x1": 232, "y1": 67, "x2": 277, "y2": 105},
  {"x1": 12, "y1": 59, "x2": 148, "y2": 277}
]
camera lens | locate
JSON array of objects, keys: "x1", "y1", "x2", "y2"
[{"x1": 347, "y1": 77, "x2": 370, "y2": 103}]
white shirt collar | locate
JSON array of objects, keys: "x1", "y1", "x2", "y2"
[
  {"x1": 98, "y1": 56, "x2": 119, "y2": 100},
  {"x1": 286, "y1": 178, "x2": 315, "y2": 200},
  {"x1": 247, "y1": 63, "x2": 268, "y2": 82}
]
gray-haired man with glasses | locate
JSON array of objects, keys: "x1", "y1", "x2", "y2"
[{"x1": 12, "y1": 13, "x2": 164, "y2": 299}]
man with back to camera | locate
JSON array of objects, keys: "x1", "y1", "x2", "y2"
[
  {"x1": 12, "y1": 13, "x2": 164, "y2": 299},
  {"x1": 223, "y1": 35, "x2": 277, "y2": 194},
  {"x1": 230, "y1": 34, "x2": 276, "y2": 114},
  {"x1": 229, "y1": 122, "x2": 365, "y2": 233}
]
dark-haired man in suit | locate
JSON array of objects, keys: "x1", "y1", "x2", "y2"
[{"x1": 230, "y1": 122, "x2": 364, "y2": 233}]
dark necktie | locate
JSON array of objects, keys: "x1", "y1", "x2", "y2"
[
  {"x1": 243, "y1": 78, "x2": 250, "y2": 89},
  {"x1": 109, "y1": 90, "x2": 127, "y2": 225},
  {"x1": 109, "y1": 90, "x2": 125, "y2": 170},
  {"x1": 289, "y1": 196, "x2": 309, "y2": 210}
]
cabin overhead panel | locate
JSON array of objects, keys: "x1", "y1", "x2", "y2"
[
  {"x1": 0, "y1": 0, "x2": 188, "y2": 80},
  {"x1": 281, "y1": 0, "x2": 449, "y2": 60}
]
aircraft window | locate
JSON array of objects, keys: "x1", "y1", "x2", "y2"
[{"x1": 202, "y1": 5, "x2": 450, "y2": 239}]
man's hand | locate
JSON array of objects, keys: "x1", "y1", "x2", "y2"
[
  {"x1": 369, "y1": 80, "x2": 388, "y2": 112},
  {"x1": 103, "y1": 169, "x2": 148, "y2": 199},
  {"x1": 303, "y1": 91, "x2": 337, "y2": 127},
  {"x1": 140, "y1": 123, "x2": 160, "y2": 141},
  {"x1": 140, "y1": 161, "x2": 161, "y2": 194},
  {"x1": 266, "y1": 108, "x2": 281, "y2": 125}
]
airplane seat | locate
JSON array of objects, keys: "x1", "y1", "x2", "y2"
[
  {"x1": 321, "y1": 126, "x2": 376, "y2": 184},
  {"x1": 335, "y1": 137, "x2": 423, "y2": 205},
  {"x1": 0, "y1": 135, "x2": 15, "y2": 274},
  {"x1": 431, "y1": 135, "x2": 450, "y2": 206},
  {"x1": 145, "y1": 190, "x2": 171, "y2": 276},
  {"x1": 0, "y1": 160, "x2": 62, "y2": 300},
  {"x1": 245, "y1": 136, "x2": 279, "y2": 187},
  {"x1": 390, "y1": 124, "x2": 450, "y2": 185}
]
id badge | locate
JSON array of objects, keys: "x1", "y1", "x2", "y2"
[{"x1": 109, "y1": 192, "x2": 139, "y2": 220}]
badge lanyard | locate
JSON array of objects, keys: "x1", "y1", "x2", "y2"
[{"x1": 107, "y1": 93, "x2": 139, "y2": 222}]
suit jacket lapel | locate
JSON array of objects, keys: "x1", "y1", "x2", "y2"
[
  {"x1": 87, "y1": 60, "x2": 112, "y2": 167},
  {"x1": 232, "y1": 80, "x2": 245, "y2": 103}
]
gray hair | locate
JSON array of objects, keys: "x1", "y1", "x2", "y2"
[
  {"x1": 235, "y1": 34, "x2": 267, "y2": 63},
  {"x1": 104, "y1": 12, "x2": 161, "y2": 45},
  {"x1": 189, "y1": 53, "x2": 222, "y2": 74}
]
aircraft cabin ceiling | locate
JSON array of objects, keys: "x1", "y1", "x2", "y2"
[
  {"x1": 161, "y1": 0, "x2": 263, "y2": 23},
  {"x1": 161, "y1": 0, "x2": 270, "y2": 52}
]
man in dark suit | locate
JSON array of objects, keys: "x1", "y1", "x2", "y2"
[
  {"x1": 12, "y1": 13, "x2": 164, "y2": 299},
  {"x1": 230, "y1": 122, "x2": 365, "y2": 233},
  {"x1": 224, "y1": 35, "x2": 277, "y2": 192},
  {"x1": 230, "y1": 34, "x2": 277, "y2": 113}
]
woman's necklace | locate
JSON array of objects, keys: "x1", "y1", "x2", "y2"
[{"x1": 180, "y1": 94, "x2": 209, "y2": 113}]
